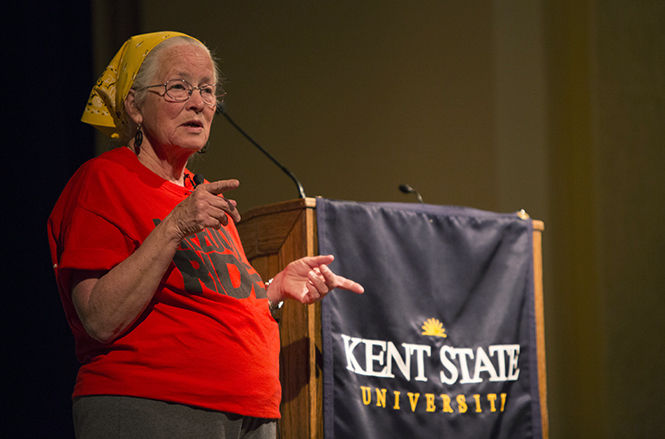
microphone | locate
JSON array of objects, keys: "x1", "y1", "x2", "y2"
[
  {"x1": 216, "y1": 103, "x2": 306, "y2": 199},
  {"x1": 185, "y1": 172, "x2": 205, "y2": 188},
  {"x1": 398, "y1": 184, "x2": 425, "y2": 203}
]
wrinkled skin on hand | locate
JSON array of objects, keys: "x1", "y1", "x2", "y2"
[
  {"x1": 268, "y1": 255, "x2": 364, "y2": 305},
  {"x1": 166, "y1": 179, "x2": 241, "y2": 239}
]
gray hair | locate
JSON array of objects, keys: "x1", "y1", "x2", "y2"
[{"x1": 120, "y1": 36, "x2": 222, "y2": 145}]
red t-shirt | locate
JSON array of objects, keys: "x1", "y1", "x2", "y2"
[{"x1": 47, "y1": 147, "x2": 281, "y2": 418}]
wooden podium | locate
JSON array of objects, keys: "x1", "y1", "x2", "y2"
[
  {"x1": 238, "y1": 198, "x2": 321, "y2": 439},
  {"x1": 237, "y1": 198, "x2": 548, "y2": 439}
]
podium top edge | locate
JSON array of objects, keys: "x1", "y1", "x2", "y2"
[
  {"x1": 239, "y1": 197, "x2": 317, "y2": 223},
  {"x1": 532, "y1": 220, "x2": 545, "y2": 231},
  {"x1": 239, "y1": 198, "x2": 544, "y2": 231}
]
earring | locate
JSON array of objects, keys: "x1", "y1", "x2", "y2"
[
  {"x1": 134, "y1": 124, "x2": 143, "y2": 154},
  {"x1": 198, "y1": 144, "x2": 208, "y2": 154}
]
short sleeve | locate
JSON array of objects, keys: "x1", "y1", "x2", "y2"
[{"x1": 57, "y1": 205, "x2": 136, "y2": 273}]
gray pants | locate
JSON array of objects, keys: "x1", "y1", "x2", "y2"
[{"x1": 73, "y1": 395, "x2": 277, "y2": 439}]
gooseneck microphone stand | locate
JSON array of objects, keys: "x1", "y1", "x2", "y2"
[{"x1": 216, "y1": 103, "x2": 306, "y2": 199}]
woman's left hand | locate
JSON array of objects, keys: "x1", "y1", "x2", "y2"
[{"x1": 266, "y1": 255, "x2": 364, "y2": 305}]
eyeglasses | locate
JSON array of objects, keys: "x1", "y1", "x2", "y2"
[{"x1": 141, "y1": 79, "x2": 225, "y2": 107}]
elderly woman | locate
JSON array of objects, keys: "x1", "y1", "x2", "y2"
[{"x1": 48, "y1": 31, "x2": 363, "y2": 438}]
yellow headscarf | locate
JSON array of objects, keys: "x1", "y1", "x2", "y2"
[{"x1": 81, "y1": 31, "x2": 198, "y2": 138}]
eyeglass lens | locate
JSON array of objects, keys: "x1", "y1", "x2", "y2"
[{"x1": 165, "y1": 79, "x2": 221, "y2": 105}]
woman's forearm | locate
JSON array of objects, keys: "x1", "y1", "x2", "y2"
[
  {"x1": 71, "y1": 218, "x2": 182, "y2": 343},
  {"x1": 71, "y1": 180, "x2": 240, "y2": 343}
]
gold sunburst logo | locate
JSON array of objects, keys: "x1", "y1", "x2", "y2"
[{"x1": 421, "y1": 318, "x2": 447, "y2": 338}]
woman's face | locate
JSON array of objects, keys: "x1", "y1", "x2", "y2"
[{"x1": 139, "y1": 43, "x2": 216, "y2": 154}]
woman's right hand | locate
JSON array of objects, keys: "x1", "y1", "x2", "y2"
[{"x1": 165, "y1": 179, "x2": 241, "y2": 240}]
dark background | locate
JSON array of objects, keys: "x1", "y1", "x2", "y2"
[{"x1": 7, "y1": 2, "x2": 91, "y2": 437}]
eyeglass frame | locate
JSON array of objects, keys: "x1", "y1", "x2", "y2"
[{"x1": 139, "y1": 78, "x2": 226, "y2": 107}]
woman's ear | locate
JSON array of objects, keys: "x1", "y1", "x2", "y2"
[{"x1": 124, "y1": 90, "x2": 143, "y2": 126}]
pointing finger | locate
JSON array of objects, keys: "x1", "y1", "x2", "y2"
[
  {"x1": 203, "y1": 179, "x2": 240, "y2": 195},
  {"x1": 320, "y1": 264, "x2": 364, "y2": 294},
  {"x1": 336, "y1": 276, "x2": 365, "y2": 294}
]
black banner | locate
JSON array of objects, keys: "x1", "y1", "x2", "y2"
[{"x1": 318, "y1": 200, "x2": 542, "y2": 439}]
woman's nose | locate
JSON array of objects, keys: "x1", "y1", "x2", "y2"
[{"x1": 187, "y1": 88, "x2": 206, "y2": 110}]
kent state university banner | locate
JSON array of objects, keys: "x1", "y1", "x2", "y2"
[{"x1": 318, "y1": 199, "x2": 543, "y2": 439}]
